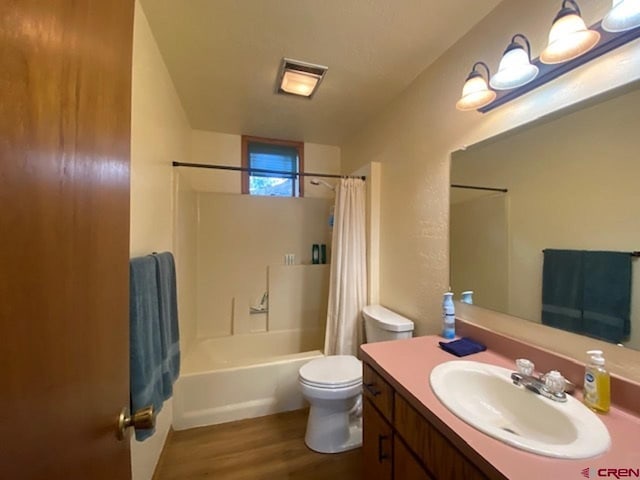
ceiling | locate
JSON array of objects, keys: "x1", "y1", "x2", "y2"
[{"x1": 140, "y1": 0, "x2": 502, "y2": 145}]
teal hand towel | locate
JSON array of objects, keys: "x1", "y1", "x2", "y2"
[
  {"x1": 541, "y1": 249, "x2": 583, "y2": 333},
  {"x1": 582, "y1": 251, "x2": 631, "y2": 343}
]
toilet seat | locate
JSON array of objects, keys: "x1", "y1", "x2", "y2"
[{"x1": 299, "y1": 355, "x2": 362, "y2": 389}]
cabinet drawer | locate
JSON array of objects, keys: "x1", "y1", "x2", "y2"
[
  {"x1": 395, "y1": 394, "x2": 488, "y2": 480},
  {"x1": 363, "y1": 363, "x2": 394, "y2": 421}
]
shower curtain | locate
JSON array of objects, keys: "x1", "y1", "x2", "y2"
[{"x1": 324, "y1": 178, "x2": 367, "y2": 356}]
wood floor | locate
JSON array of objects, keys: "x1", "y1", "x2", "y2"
[{"x1": 153, "y1": 409, "x2": 362, "y2": 480}]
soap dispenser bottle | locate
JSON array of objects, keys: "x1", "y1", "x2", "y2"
[
  {"x1": 442, "y1": 291, "x2": 455, "y2": 339},
  {"x1": 583, "y1": 350, "x2": 610, "y2": 413}
]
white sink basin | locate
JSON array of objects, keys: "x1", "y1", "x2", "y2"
[{"x1": 429, "y1": 360, "x2": 610, "y2": 458}]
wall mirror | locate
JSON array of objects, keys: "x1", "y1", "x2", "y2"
[{"x1": 450, "y1": 81, "x2": 640, "y2": 350}]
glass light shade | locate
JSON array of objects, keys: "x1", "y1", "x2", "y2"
[
  {"x1": 490, "y1": 47, "x2": 539, "y2": 90},
  {"x1": 280, "y1": 71, "x2": 319, "y2": 97},
  {"x1": 602, "y1": 0, "x2": 640, "y2": 32},
  {"x1": 540, "y1": 13, "x2": 601, "y2": 64},
  {"x1": 456, "y1": 75, "x2": 497, "y2": 111}
]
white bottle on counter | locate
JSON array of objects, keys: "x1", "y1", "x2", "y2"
[{"x1": 442, "y1": 292, "x2": 455, "y2": 339}]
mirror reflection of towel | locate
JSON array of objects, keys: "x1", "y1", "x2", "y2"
[
  {"x1": 583, "y1": 251, "x2": 631, "y2": 343},
  {"x1": 542, "y1": 250, "x2": 583, "y2": 333},
  {"x1": 542, "y1": 249, "x2": 631, "y2": 343}
]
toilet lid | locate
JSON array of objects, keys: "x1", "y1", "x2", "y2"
[{"x1": 299, "y1": 355, "x2": 362, "y2": 388}]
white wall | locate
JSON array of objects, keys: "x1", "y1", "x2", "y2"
[
  {"x1": 174, "y1": 173, "x2": 198, "y2": 353},
  {"x1": 341, "y1": 0, "x2": 640, "y2": 342},
  {"x1": 130, "y1": 2, "x2": 191, "y2": 478}
]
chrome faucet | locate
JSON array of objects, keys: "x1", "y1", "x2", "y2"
[{"x1": 511, "y1": 359, "x2": 568, "y2": 403}]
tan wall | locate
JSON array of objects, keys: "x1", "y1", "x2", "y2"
[
  {"x1": 452, "y1": 88, "x2": 640, "y2": 349},
  {"x1": 196, "y1": 193, "x2": 333, "y2": 338},
  {"x1": 340, "y1": 0, "x2": 640, "y2": 368},
  {"x1": 450, "y1": 193, "x2": 509, "y2": 313},
  {"x1": 130, "y1": 2, "x2": 191, "y2": 479},
  {"x1": 184, "y1": 129, "x2": 340, "y2": 198}
]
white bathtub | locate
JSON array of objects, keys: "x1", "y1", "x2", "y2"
[{"x1": 172, "y1": 328, "x2": 323, "y2": 430}]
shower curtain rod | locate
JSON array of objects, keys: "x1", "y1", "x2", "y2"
[
  {"x1": 451, "y1": 184, "x2": 508, "y2": 193},
  {"x1": 172, "y1": 161, "x2": 366, "y2": 180}
]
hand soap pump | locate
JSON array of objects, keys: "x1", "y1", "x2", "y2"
[
  {"x1": 583, "y1": 350, "x2": 610, "y2": 413},
  {"x1": 442, "y1": 291, "x2": 455, "y2": 339}
]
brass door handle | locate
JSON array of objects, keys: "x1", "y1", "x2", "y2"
[{"x1": 116, "y1": 405, "x2": 155, "y2": 441}]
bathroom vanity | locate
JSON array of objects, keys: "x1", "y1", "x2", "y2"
[
  {"x1": 363, "y1": 360, "x2": 491, "y2": 479},
  {"x1": 360, "y1": 334, "x2": 640, "y2": 480}
]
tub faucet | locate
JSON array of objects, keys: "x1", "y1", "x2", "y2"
[{"x1": 511, "y1": 359, "x2": 568, "y2": 403}]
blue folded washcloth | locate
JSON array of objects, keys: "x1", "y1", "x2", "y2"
[{"x1": 439, "y1": 337, "x2": 486, "y2": 357}]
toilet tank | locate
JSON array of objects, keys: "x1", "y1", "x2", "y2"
[{"x1": 362, "y1": 304, "x2": 414, "y2": 343}]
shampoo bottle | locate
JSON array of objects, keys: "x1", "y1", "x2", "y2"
[
  {"x1": 583, "y1": 350, "x2": 610, "y2": 413},
  {"x1": 442, "y1": 292, "x2": 455, "y2": 339}
]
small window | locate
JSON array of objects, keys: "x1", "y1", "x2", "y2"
[{"x1": 241, "y1": 136, "x2": 304, "y2": 197}]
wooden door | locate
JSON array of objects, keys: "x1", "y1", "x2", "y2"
[
  {"x1": 0, "y1": 1, "x2": 134, "y2": 478},
  {"x1": 362, "y1": 399, "x2": 393, "y2": 480}
]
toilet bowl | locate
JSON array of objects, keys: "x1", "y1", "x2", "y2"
[
  {"x1": 299, "y1": 305, "x2": 414, "y2": 453},
  {"x1": 299, "y1": 355, "x2": 363, "y2": 453}
]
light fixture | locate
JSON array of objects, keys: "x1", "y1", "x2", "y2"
[
  {"x1": 455, "y1": 62, "x2": 496, "y2": 111},
  {"x1": 540, "y1": 0, "x2": 600, "y2": 64},
  {"x1": 490, "y1": 34, "x2": 539, "y2": 90},
  {"x1": 456, "y1": 0, "x2": 640, "y2": 112},
  {"x1": 276, "y1": 58, "x2": 328, "y2": 98},
  {"x1": 602, "y1": 0, "x2": 640, "y2": 32}
]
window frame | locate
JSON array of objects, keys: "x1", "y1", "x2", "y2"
[{"x1": 241, "y1": 135, "x2": 305, "y2": 197}]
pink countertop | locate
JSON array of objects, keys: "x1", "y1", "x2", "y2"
[{"x1": 360, "y1": 335, "x2": 640, "y2": 480}]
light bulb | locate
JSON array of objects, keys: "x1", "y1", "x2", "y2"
[
  {"x1": 490, "y1": 35, "x2": 539, "y2": 90},
  {"x1": 456, "y1": 73, "x2": 496, "y2": 111},
  {"x1": 602, "y1": 0, "x2": 640, "y2": 32},
  {"x1": 541, "y1": 2, "x2": 600, "y2": 64}
]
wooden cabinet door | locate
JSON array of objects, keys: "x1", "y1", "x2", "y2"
[
  {"x1": 0, "y1": 0, "x2": 134, "y2": 478},
  {"x1": 363, "y1": 399, "x2": 393, "y2": 480},
  {"x1": 394, "y1": 437, "x2": 433, "y2": 480}
]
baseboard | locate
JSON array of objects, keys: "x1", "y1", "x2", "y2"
[{"x1": 173, "y1": 395, "x2": 307, "y2": 431}]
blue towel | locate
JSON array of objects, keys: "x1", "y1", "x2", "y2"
[
  {"x1": 129, "y1": 256, "x2": 163, "y2": 441},
  {"x1": 439, "y1": 337, "x2": 486, "y2": 357},
  {"x1": 582, "y1": 251, "x2": 631, "y2": 343},
  {"x1": 153, "y1": 252, "x2": 180, "y2": 399},
  {"x1": 542, "y1": 249, "x2": 583, "y2": 333}
]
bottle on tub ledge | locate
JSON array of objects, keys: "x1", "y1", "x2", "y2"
[
  {"x1": 312, "y1": 244, "x2": 320, "y2": 264},
  {"x1": 442, "y1": 290, "x2": 456, "y2": 339}
]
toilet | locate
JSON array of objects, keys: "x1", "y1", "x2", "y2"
[{"x1": 298, "y1": 304, "x2": 414, "y2": 453}]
